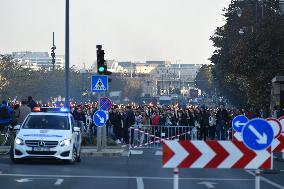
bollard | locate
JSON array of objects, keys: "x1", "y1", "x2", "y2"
[
  {"x1": 191, "y1": 127, "x2": 197, "y2": 140},
  {"x1": 255, "y1": 169, "x2": 260, "y2": 189},
  {"x1": 173, "y1": 168, "x2": 179, "y2": 189}
]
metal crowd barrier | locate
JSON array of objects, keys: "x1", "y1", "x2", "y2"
[
  {"x1": 129, "y1": 125, "x2": 195, "y2": 149},
  {"x1": 129, "y1": 125, "x2": 233, "y2": 149}
]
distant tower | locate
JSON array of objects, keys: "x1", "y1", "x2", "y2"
[{"x1": 51, "y1": 32, "x2": 56, "y2": 71}]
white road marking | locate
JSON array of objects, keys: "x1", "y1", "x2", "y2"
[
  {"x1": 0, "y1": 173, "x2": 254, "y2": 181},
  {"x1": 136, "y1": 177, "x2": 144, "y2": 189},
  {"x1": 130, "y1": 150, "x2": 143, "y2": 155},
  {"x1": 15, "y1": 178, "x2": 32, "y2": 183},
  {"x1": 246, "y1": 170, "x2": 284, "y2": 189},
  {"x1": 198, "y1": 181, "x2": 217, "y2": 188},
  {"x1": 54, "y1": 178, "x2": 64, "y2": 186},
  {"x1": 155, "y1": 151, "x2": 162, "y2": 156}
]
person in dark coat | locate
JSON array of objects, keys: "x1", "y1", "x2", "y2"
[
  {"x1": 27, "y1": 96, "x2": 37, "y2": 110},
  {"x1": 200, "y1": 107, "x2": 209, "y2": 140},
  {"x1": 216, "y1": 105, "x2": 228, "y2": 140},
  {"x1": 124, "y1": 106, "x2": 135, "y2": 144},
  {"x1": 111, "y1": 108, "x2": 124, "y2": 143}
]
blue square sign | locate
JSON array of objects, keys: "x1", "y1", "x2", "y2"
[{"x1": 91, "y1": 75, "x2": 108, "y2": 93}]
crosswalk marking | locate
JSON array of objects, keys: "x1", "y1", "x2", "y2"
[
  {"x1": 129, "y1": 150, "x2": 163, "y2": 156},
  {"x1": 130, "y1": 150, "x2": 143, "y2": 155},
  {"x1": 155, "y1": 151, "x2": 163, "y2": 156}
]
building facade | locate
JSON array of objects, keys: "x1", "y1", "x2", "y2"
[{"x1": 12, "y1": 51, "x2": 64, "y2": 70}]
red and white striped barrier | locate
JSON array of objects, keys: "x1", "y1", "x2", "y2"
[
  {"x1": 163, "y1": 140, "x2": 271, "y2": 169},
  {"x1": 272, "y1": 134, "x2": 284, "y2": 152},
  {"x1": 131, "y1": 127, "x2": 190, "y2": 148}
]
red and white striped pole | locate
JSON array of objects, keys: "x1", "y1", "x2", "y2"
[
  {"x1": 255, "y1": 169, "x2": 260, "y2": 189},
  {"x1": 173, "y1": 168, "x2": 179, "y2": 189}
]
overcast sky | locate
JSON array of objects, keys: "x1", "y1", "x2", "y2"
[{"x1": 0, "y1": 0, "x2": 230, "y2": 68}]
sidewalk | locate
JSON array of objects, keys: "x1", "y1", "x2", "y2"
[
  {"x1": 81, "y1": 145, "x2": 128, "y2": 157},
  {"x1": 0, "y1": 145, "x2": 129, "y2": 157}
]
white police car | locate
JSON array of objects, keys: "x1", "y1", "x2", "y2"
[{"x1": 10, "y1": 107, "x2": 82, "y2": 163}]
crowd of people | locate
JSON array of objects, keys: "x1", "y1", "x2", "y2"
[
  {"x1": 71, "y1": 103, "x2": 284, "y2": 143},
  {"x1": 0, "y1": 96, "x2": 36, "y2": 132},
  {"x1": 0, "y1": 96, "x2": 283, "y2": 145}
]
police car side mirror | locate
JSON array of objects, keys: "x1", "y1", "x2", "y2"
[
  {"x1": 13, "y1": 125, "x2": 21, "y2": 130},
  {"x1": 73, "y1": 127, "x2": 81, "y2": 132}
]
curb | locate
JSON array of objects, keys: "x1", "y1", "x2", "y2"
[
  {"x1": 81, "y1": 149, "x2": 126, "y2": 157},
  {"x1": 0, "y1": 146, "x2": 128, "y2": 157}
]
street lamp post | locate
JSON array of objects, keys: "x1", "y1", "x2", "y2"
[{"x1": 65, "y1": 0, "x2": 70, "y2": 109}]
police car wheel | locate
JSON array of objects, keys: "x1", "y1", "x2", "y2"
[
  {"x1": 9, "y1": 146, "x2": 20, "y2": 164},
  {"x1": 69, "y1": 146, "x2": 77, "y2": 164}
]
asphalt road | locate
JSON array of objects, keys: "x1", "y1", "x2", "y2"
[{"x1": 0, "y1": 149, "x2": 284, "y2": 189}]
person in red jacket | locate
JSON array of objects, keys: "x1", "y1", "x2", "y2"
[{"x1": 152, "y1": 113, "x2": 160, "y2": 126}]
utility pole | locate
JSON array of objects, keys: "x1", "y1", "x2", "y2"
[{"x1": 179, "y1": 63, "x2": 181, "y2": 93}]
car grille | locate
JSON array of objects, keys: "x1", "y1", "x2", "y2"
[
  {"x1": 25, "y1": 140, "x2": 58, "y2": 148},
  {"x1": 26, "y1": 151, "x2": 57, "y2": 155}
]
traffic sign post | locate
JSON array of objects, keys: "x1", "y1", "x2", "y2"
[
  {"x1": 93, "y1": 110, "x2": 107, "y2": 127},
  {"x1": 267, "y1": 118, "x2": 282, "y2": 139},
  {"x1": 232, "y1": 115, "x2": 248, "y2": 132},
  {"x1": 242, "y1": 118, "x2": 274, "y2": 151},
  {"x1": 279, "y1": 116, "x2": 284, "y2": 132},
  {"x1": 232, "y1": 115, "x2": 248, "y2": 142},
  {"x1": 91, "y1": 75, "x2": 108, "y2": 93},
  {"x1": 100, "y1": 97, "x2": 112, "y2": 111},
  {"x1": 276, "y1": 117, "x2": 284, "y2": 161}
]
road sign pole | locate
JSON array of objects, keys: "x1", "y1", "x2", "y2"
[
  {"x1": 102, "y1": 93, "x2": 107, "y2": 149},
  {"x1": 255, "y1": 169, "x2": 260, "y2": 189},
  {"x1": 97, "y1": 93, "x2": 102, "y2": 152},
  {"x1": 173, "y1": 168, "x2": 179, "y2": 189}
]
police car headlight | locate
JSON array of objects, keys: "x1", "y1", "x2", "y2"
[
  {"x1": 60, "y1": 139, "x2": 71, "y2": 146},
  {"x1": 15, "y1": 138, "x2": 24, "y2": 145}
]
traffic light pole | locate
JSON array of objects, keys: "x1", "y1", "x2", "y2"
[
  {"x1": 102, "y1": 92, "x2": 107, "y2": 149},
  {"x1": 95, "y1": 45, "x2": 111, "y2": 151},
  {"x1": 96, "y1": 92, "x2": 107, "y2": 152}
]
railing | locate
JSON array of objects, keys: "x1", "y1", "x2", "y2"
[
  {"x1": 129, "y1": 125, "x2": 195, "y2": 149},
  {"x1": 129, "y1": 125, "x2": 233, "y2": 149}
]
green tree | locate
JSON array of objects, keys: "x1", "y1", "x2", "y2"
[
  {"x1": 210, "y1": 0, "x2": 284, "y2": 110},
  {"x1": 195, "y1": 65, "x2": 214, "y2": 95}
]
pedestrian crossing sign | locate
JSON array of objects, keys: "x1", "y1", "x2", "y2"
[{"x1": 91, "y1": 75, "x2": 108, "y2": 92}]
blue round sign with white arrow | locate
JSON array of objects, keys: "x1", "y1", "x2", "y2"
[
  {"x1": 232, "y1": 115, "x2": 249, "y2": 132},
  {"x1": 93, "y1": 110, "x2": 107, "y2": 127},
  {"x1": 242, "y1": 118, "x2": 274, "y2": 151}
]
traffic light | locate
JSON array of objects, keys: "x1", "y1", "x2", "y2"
[
  {"x1": 96, "y1": 45, "x2": 112, "y2": 80},
  {"x1": 96, "y1": 45, "x2": 106, "y2": 75}
]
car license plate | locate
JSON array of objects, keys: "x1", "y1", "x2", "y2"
[{"x1": 33, "y1": 147, "x2": 50, "y2": 151}]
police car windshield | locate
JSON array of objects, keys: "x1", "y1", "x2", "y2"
[{"x1": 22, "y1": 115, "x2": 69, "y2": 130}]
